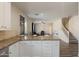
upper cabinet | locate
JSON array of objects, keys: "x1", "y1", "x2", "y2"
[{"x1": 0, "y1": 2, "x2": 11, "y2": 30}]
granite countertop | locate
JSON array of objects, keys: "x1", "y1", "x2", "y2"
[
  {"x1": 0, "y1": 35, "x2": 60, "y2": 49},
  {"x1": 0, "y1": 35, "x2": 21, "y2": 50},
  {"x1": 21, "y1": 35, "x2": 60, "y2": 41}
]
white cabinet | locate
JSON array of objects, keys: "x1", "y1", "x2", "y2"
[
  {"x1": 19, "y1": 41, "x2": 32, "y2": 57},
  {"x1": 9, "y1": 41, "x2": 60, "y2": 57},
  {"x1": 19, "y1": 41, "x2": 60, "y2": 57},
  {"x1": 42, "y1": 41, "x2": 53, "y2": 57},
  {"x1": 42, "y1": 41, "x2": 60, "y2": 57},
  {"x1": 19, "y1": 41, "x2": 42, "y2": 57},
  {"x1": 31, "y1": 41, "x2": 42, "y2": 57},
  {"x1": 0, "y1": 2, "x2": 11, "y2": 30},
  {"x1": 9, "y1": 42, "x2": 19, "y2": 57}
]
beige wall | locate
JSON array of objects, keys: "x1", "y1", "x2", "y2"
[
  {"x1": 34, "y1": 21, "x2": 53, "y2": 34},
  {"x1": 53, "y1": 19, "x2": 69, "y2": 43},
  {"x1": 63, "y1": 2, "x2": 78, "y2": 16},
  {"x1": 0, "y1": 3, "x2": 27, "y2": 40},
  {"x1": 78, "y1": 3, "x2": 79, "y2": 15}
]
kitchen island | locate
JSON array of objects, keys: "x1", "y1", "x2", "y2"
[{"x1": 0, "y1": 35, "x2": 60, "y2": 57}]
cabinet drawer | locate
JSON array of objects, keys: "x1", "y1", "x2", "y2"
[
  {"x1": 19, "y1": 41, "x2": 32, "y2": 44},
  {"x1": 42, "y1": 41, "x2": 59, "y2": 45},
  {"x1": 32, "y1": 41, "x2": 41, "y2": 44}
]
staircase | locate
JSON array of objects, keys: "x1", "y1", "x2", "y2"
[{"x1": 60, "y1": 16, "x2": 78, "y2": 57}]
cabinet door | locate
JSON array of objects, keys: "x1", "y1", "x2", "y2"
[
  {"x1": 9, "y1": 42, "x2": 19, "y2": 57},
  {"x1": 42, "y1": 41, "x2": 53, "y2": 57},
  {"x1": 31, "y1": 41, "x2": 42, "y2": 57},
  {"x1": 42, "y1": 41, "x2": 60, "y2": 57},
  {"x1": 19, "y1": 41, "x2": 42, "y2": 57},
  {"x1": 51, "y1": 41, "x2": 60, "y2": 57},
  {"x1": 19, "y1": 41, "x2": 32, "y2": 57}
]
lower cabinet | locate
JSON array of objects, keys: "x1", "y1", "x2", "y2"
[
  {"x1": 42, "y1": 41, "x2": 60, "y2": 57},
  {"x1": 19, "y1": 41, "x2": 33, "y2": 57},
  {"x1": 9, "y1": 42, "x2": 19, "y2": 57},
  {"x1": 9, "y1": 41, "x2": 60, "y2": 57},
  {"x1": 31, "y1": 41, "x2": 42, "y2": 57},
  {"x1": 0, "y1": 47, "x2": 9, "y2": 57}
]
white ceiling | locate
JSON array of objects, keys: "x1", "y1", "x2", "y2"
[{"x1": 12, "y1": 2, "x2": 78, "y2": 20}]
